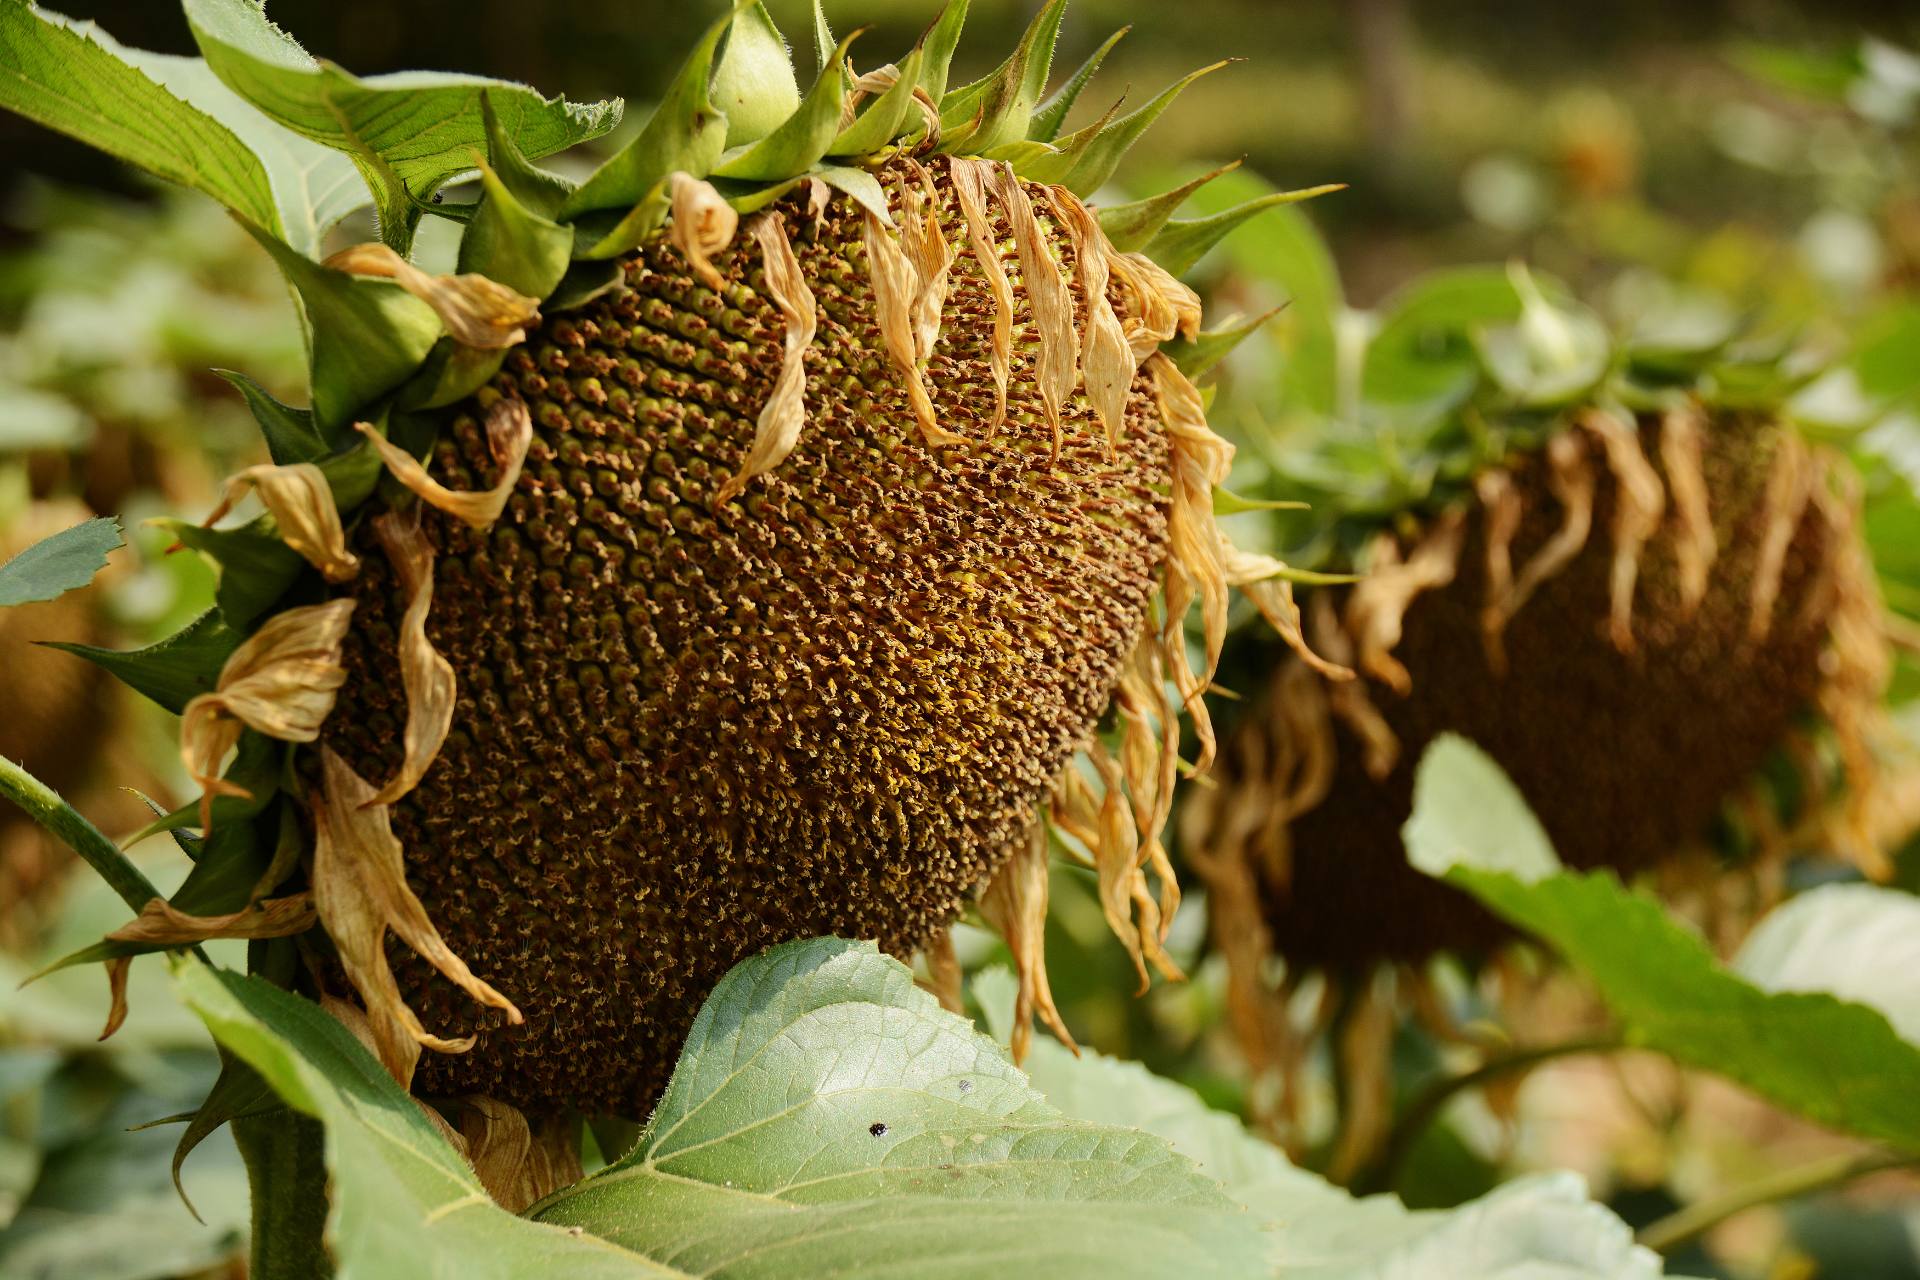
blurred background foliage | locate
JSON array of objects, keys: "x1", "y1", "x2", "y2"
[{"x1": 3, "y1": 2, "x2": 1919, "y2": 1278}]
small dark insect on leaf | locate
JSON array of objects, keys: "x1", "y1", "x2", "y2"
[
  {"x1": 869, "y1": 1122, "x2": 888, "y2": 1137},
  {"x1": 957, "y1": 1079, "x2": 972, "y2": 1093}
]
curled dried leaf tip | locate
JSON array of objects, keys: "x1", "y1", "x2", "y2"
[
  {"x1": 863, "y1": 206, "x2": 962, "y2": 448},
  {"x1": 326, "y1": 243, "x2": 539, "y2": 350},
  {"x1": 979, "y1": 818, "x2": 1077, "y2": 1063},
  {"x1": 205, "y1": 462, "x2": 359, "y2": 582},
  {"x1": 357, "y1": 396, "x2": 532, "y2": 530},
  {"x1": 947, "y1": 157, "x2": 1014, "y2": 434},
  {"x1": 108, "y1": 893, "x2": 317, "y2": 946},
  {"x1": 667, "y1": 172, "x2": 739, "y2": 292},
  {"x1": 180, "y1": 599, "x2": 355, "y2": 828},
  {"x1": 363, "y1": 514, "x2": 456, "y2": 807},
  {"x1": 312, "y1": 748, "x2": 522, "y2": 1088},
  {"x1": 988, "y1": 164, "x2": 1079, "y2": 458},
  {"x1": 716, "y1": 213, "x2": 819, "y2": 505},
  {"x1": 1053, "y1": 190, "x2": 1132, "y2": 452}
]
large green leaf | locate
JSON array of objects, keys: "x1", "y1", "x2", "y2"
[
  {"x1": 0, "y1": 5, "x2": 366, "y2": 258},
  {"x1": 0, "y1": 515, "x2": 120, "y2": 608},
  {"x1": 1405, "y1": 734, "x2": 1920, "y2": 1153},
  {"x1": 1732, "y1": 883, "x2": 1920, "y2": 1048},
  {"x1": 179, "y1": 939, "x2": 1265, "y2": 1278},
  {"x1": 535, "y1": 938, "x2": 1266, "y2": 1278},
  {"x1": 181, "y1": 0, "x2": 621, "y2": 252},
  {"x1": 972, "y1": 969, "x2": 1664, "y2": 1279}
]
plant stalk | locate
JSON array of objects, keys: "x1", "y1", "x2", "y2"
[
  {"x1": 1637, "y1": 1149, "x2": 1917, "y2": 1254},
  {"x1": 0, "y1": 753, "x2": 162, "y2": 913},
  {"x1": 234, "y1": 1109, "x2": 334, "y2": 1280}
]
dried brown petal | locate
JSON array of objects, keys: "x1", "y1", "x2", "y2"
[
  {"x1": 363, "y1": 514, "x2": 456, "y2": 807},
  {"x1": 667, "y1": 172, "x2": 740, "y2": 293},
  {"x1": 920, "y1": 928, "x2": 964, "y2": 1016},
  {"x1": 1053, "y1": 189, "x2": 1133, "y2": 452},
  {"x1": 1658, "y1": 407, "x2": 1717, "y2": 616},
  {"x1": 1110, "y1": 251, "x2": 1202, "y2": 359},
  {"x1": 901, "y1": 157, "x2": 954, "y2": 365},
  {"x1": 1749, "y1": 431, "x2": 1814, "y2": 645},
  {"x1": 1474, "y1": 468, "x2": 1523, "y2": 671},
  {"x1": 862, "y1": 206, "x2": 961, "y2": 448},
  {"x1": 107, "y1": 893, "x2": 317, "y2": 946},
  {"x1": 978, "y1": 816, "x2": 1076, "y2": 1063},
  {"x1": 180, "y1": 599, "x2": 355, "y2": 827},
  {"x1": 204, "y1": 462, "x2": 359, "y2": 582},
  {"x1": 443, "y1": 1096, "x2": 581, "y2": 1213},
  {"x1": 100, "y1": 956, "x2": 130, "y2": 1042},
  {"x1": 357, "y1": 397, "x2": 531, "y2": 530},
  {"x1": 1581, "y1": 409, "x2": 1666, "y2": 652},
  {"x1": 947, "y1": 157, "x2": 1014, "y2": 434},
  {"x1": 312, "y1": 748, "x2": 522, "y2": 1087},
  {"x1": 716, "y1": 213, "x2": 820, "y2": 504},
  {"x1": 1487, "y1": 430, "x2": 1595, "y2": 656},
  {"x1": 988, "y1": 163, "x2": 1079, "y2": 458},
  {"x1": 325, "y1": 242, "x2": 540, "y2": 350},
  {"x1": 1345, "y1": 512, "x2": 1467, "y2": 696}
]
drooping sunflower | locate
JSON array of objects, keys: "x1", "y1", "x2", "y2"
[
  {"x1": 2, "y1": 0, "x2": 1331, "y2": 1201},
  {"x1": 1178, "y1": 217, "x2": 1898, "y2": 1166}
]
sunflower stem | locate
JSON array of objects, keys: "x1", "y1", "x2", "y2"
[
  {"x1": 1637, "y1": 1149, "x2": 1916, "y2": 1254},
  {"x1": 1360, "y1": 1033, "x2": 1623, "y2": 1193},
  {"x1": 234, "y1": 1109, "x2": 333, "y2": 1280},
  {"x1": 0, "y1": 753, "x2": 162, "y2": 914}
]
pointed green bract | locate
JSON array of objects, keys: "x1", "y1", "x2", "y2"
[
  {"x1": 1027, "y1": 61, "x2": 1229, "y2": 197},
  {"x1": 219, "y1": 371, "x2": 327, "y2": 465},
  {"x1": 1097, "y1": 160, "x2": 1241, "y2": 252},
  {"x1": 561, "y1": 5, "x2": 736, "y2": 227},
  {"x1": 1028, "y1": 25, "x2": 1128, "y2": 142},
  {"x1": 1145, "y1": 184, "x2": 1345, "y2": 275},
  {"x1": 1165, "y1": 307, "x2": 1284, "y2": 380},
  {"x1": 458, "y1": 160, "x2": 572, "y2": 300},
  {"x1": 828, "y1": 42, "x2": 923, "y2": 156},
  {"x1": 914, "y1": 0, "x2": 970, "y2": 107},
  {"x1": 710, "y1": 1, "x2": 800, "y2": 148},
  {"x1": 164, "y1": 518, "x2": 305, "y2": 628},
  {"x1": 182, "y1": 0, "x2": 619, "y2": 252},
  {"x1": 1017, "y1": 93, "x2": 1122, "y2": 185},
  {"x1": 714, "y1": 28, "x2": 862, "y2": 181},
  {"x1": 246, "y1": 227, "x2": 441, "y2": 432},
  {"x1": 49, "y1": 609, "x2": 240, "y2": 715},
  {"x1": 938, "y1": 0, "x2": 1066, "y2": 153}
]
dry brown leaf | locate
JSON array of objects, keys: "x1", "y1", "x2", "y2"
[
  {"x1": 363, "y1": 514, "x2": 456, "y2": 807},
  {"x1": 312, "y1": 748, "x2": 522, "y2": 1087},
  {"x1": 716, "y1": 213, "x2": 820, "y2": 504},
  {"x1": 356, "y1": 396, "x2": 531, "y2": 530},
  {"x1": 667, "y1": 172, "x2": 739, "y2": 292},
  {"x1": 947, "y1": 157, "x2": 1014, "y2": 434},
  {"x1": 100, "y1": 956, "x2": 131, "y2": 1042},
  {"x1": 988, "y1": 163, "x2": 1079, "y2": 458},
  {"x1": 204, "y1": 462, "x2": 359, "y2": 582},
  {"x1": 180, "y1": 599, "x2": 355, "y2": 828},
  {"x1": 325, "y1": 242, "x2": 539, "y2": 350},
  {"x1": 108, "y1": 893, "x2": 317, "y2": 946}
]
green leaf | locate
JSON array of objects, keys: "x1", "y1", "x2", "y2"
[
  {"x1": 1732, "y1": 884, "x2": 1920, "y2": 1048},
  {"x1": 713, "y1": 28, "x2": 860, "y2": 182},
  {"x1": 173, "y1": 1051, "x2": 281, "y2": 1222},
  {"x1": 246, "y1": 224, "x2": 442, "y2": 432},
  {"x1": 478, "y1": 89, "x2": 575, "y2": 220},
  {"x1": 1212, "y1": 486, "x2": 1308, "y2": 515},
  {"x1": 1028, "y1": 25, "x2": 1127, "y2": 142},
  {"x1": 826, "y1": 42, "x2": 922, "y2": 157},
  {"x1": 1363, "y1": 266, "x2": 1541, "y2": 410},
  {"x1": 973, "y1": 969, "x2": 1665, "y2": 1279},
  {"x1": 563, "y1": 4, "x2": 736, "y2": 230},
  {"x1": 0, "y1": 755, "x2": 163, "y2": 917},
  {"x1": 0, "y1": 6, "x2": 277, "y2": 239},
  {"x1": 1407, "y1": 737, "x2": 1920, "y2": 1153},
  {"x1": 710, "y1": 1, "x2": 799, "y2": 148},
  {"x1": 175, "y1": 961, "x2": 676, "y2": 1279},
  {"x1": 535, "y1": 938, "x2": 1268, "y2": 1278},
  {"x1": 1025, "y1": 61, "x2": 1229, "y2": 197},
  {"x1": 1145, "y1": 183, "x2": 1345, "y2": 277},
  {"x1": 182, "y1": 0, "x2": 621, "y2": 253},
  {"x1": 47, "y1": 608, "x2": 241, "y2": 714},
  {"x1": 938, "y1": 0, "x2": 1066, "y2": 154},
  {"x1": 0, "y1": 516, "x2": 121, "y2": 608},
  {"x1": 218, "y1": 370, "x2": 327, "y2": 465}
]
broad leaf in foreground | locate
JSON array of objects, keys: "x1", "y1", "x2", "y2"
[
  {"x1": 972, "y1": 969, "x2": 1664, "y2": 1280},
  {"x1": 534, "y1": 938, "x2": 1267, "y2": 1279},
  {"x1": 1732, "y1": 883, "x2": 1920, "y2": 1048},
  {"x1": 1406, "y1": 734, "x2": 1920, "y2": 1153},
  {"x1": 0, "y1": 516, "x2": 121, "y2": 608},
  {"x1": 177, "y1": 939, "x2": 1266, "y2": 1279}
]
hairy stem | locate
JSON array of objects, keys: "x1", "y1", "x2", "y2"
[
  {"x1": 0, "y1": 753, "x2": 161, "y2": 913},
  {"x1": 234, "y1": 1109, "x2": 334, "y2": 1280},
  {"x1": 1360, "y1": 1034, "x2": 1623, "y2": 1193},
  {"x1": 1638, "y1": 1149, "x2": 1917, "y2": 1254}
]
